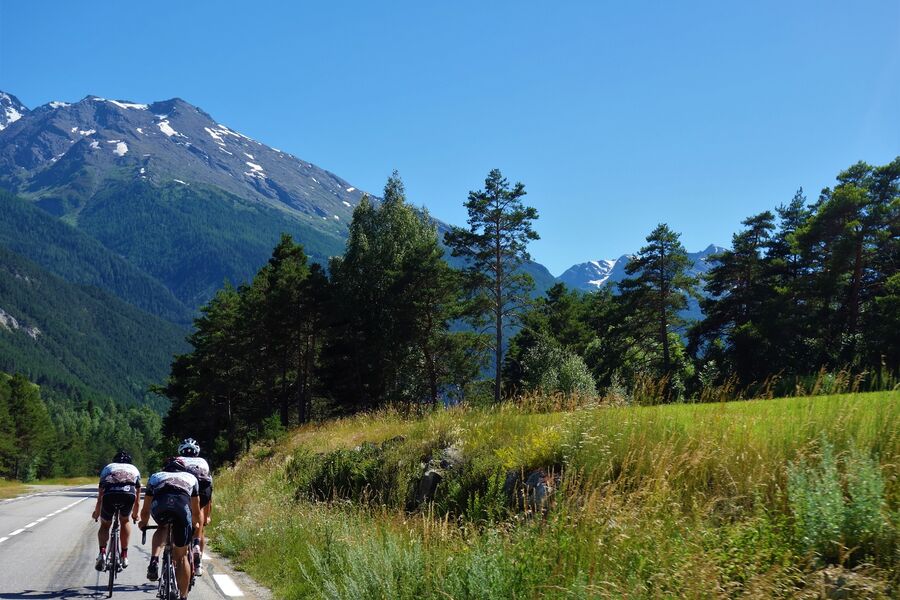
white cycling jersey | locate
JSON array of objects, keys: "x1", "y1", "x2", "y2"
[
  {"x1": 99, "y1": 462, "x2": 141, "y2": 495},
  {"x1": 146, "y1": 471, "x2": 199, "y2": 497},
  {"x1": 179, "y1": 456, "x2": 212, "y2": 483}
]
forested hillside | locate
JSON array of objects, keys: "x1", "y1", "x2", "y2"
[
  {"x1": 0, "y1": 245, "x2": 187, "y2": 407},
  {"x1": 0, "y1": 188, "x2": 192, "y2": 324},
  {"x1": 76, "y1": 179, "x2": 346, "y2": 308},
  {"x1": 0, "y1": 372, "x2": 162, "y2": 480}
]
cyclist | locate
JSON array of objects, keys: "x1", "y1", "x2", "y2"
[
  {"x1": 92, "y1": 449, "x2": 141, "y2": 571},
  {"x1": 138, "y1": 457, "x2": 201, "y2": 600},
  {"x1": 177, "y1": 437, "x2": 212, "y2": 576}
]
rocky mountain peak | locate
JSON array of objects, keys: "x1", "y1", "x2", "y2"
[{"x1": 0, "y1": 91, "x2": 28, "y2": 131}]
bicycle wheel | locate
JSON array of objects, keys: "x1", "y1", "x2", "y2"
[
  {"x1": 107, "y1": 512, "x2": 119, "y2": 597},
  {"x1": 160, "y1": 550, "x2": 169, "y2": 600},
  {"x1": 167, "y1": 562, "x2": 179, "y2": 600}
]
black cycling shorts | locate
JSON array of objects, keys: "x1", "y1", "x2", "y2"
[
  {"x1": 150, "y1": 493, "x2": 193, "y2": 548},
  {"x1": 199, "y1": 481, "x2": 213, "y2": 508},
  {"x1": 100, "y1": 491, "x2": 135, "y2": 521}
]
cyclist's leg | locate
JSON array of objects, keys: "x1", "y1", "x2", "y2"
[
  {"x1": 172, "y1": 545, "x2": 191, "y2": 597},
  {"x1": 171, "y1": 498, "x2": 193, "y2": 598},
  {"x1": 97, "y1": 491, "x2": 116, "y2": 550},
  {"x1": 97, "y1": 517, "x2": 112, "y2": 549},
  {"x1": 151, "y1": 525, "x2": 168, "y2": 558}
]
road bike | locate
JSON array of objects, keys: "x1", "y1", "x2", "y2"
[{"x1": 142, "y1": 525, "x2": 195, "y2": 600}]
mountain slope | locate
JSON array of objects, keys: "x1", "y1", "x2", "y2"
[
  {"x1": 0, "y1": 95, "x2": 367, "y2": 224},
  {"x1": 0, "y1": 94, "x2": 360, "y2": 307},
  {"x1": 0, "y1": 245, "x2": 187, "y2": 407},
  {"x1": 0, "y1": 188, "x2": 193, "y2": 324}
]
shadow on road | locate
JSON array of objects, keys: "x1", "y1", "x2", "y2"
[{"x1": 0, "y1": 584, "x2": 156, "y2": 598}]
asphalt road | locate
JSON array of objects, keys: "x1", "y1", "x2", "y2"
[{"x1": 0, "y1": 486, "x2": 252, "y2": 599}]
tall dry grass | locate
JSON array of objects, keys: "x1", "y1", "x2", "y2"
[{"x1": 211, "y1": 391, "x2": 899, "y2": 599}]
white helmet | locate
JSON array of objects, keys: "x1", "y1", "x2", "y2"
[{"x1": 178, "y1": 437, "x2": 200, "y2": 457}]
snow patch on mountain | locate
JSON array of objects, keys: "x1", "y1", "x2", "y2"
[
  {"x1": 1, "y1": 105, "x2": 22, "y2": 129},
  {"x1": 96, "y1": 98, "x2": 149, "y2": 110},
  {"x1": 205, "y1": 127, "x2": 225, "y2": 144},
  {"x1": 158, "y1": 120, "x2": 183, "y2": 137}
]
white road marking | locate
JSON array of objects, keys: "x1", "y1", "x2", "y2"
[
  {"x1": 0, "y1": 537, "x2": 8, "y2": 543},
  {"x1": 212, "y1": 573, "x2": 245, "y2": 597},
  {"x1": 3, "y1": 497, "x2": 89, "y2": 541}
]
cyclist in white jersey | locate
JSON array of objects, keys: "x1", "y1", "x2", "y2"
[
  {"x1": 178, "y1": 437, "x2": 213, "y2": 576},
  {"x1": 138, "y1": 457, "x2": 201, "y2": 600},
  {"x1": 92, "y1": 450, "x2": 141, "y2": 570}
]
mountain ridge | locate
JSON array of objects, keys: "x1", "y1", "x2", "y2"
[{"x1": 558, "y1": 243, "x2": 726, "y2": 292}]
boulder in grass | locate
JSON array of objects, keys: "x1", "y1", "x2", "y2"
[
  {"x1": 415, "y1": 443, "x2": 463, "y2": 505},
  {"x1": 504, "y1": 468, "x2": 560, "y2": 514}
]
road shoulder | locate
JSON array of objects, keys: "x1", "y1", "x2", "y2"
[{"x1": 204, "y1": 547, "x2": 274, "y2": 600}]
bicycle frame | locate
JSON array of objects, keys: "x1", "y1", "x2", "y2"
[{"x1": 105, "y1": 508, "x2": 121, "y2": 598}]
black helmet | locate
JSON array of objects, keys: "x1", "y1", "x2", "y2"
[
  {"x1": 162, "y1": 456, "x2": 187, "y2": 473},
  {"x1": 178, "y1": 437, "x2": 200, "y2": 457},
  {"x1": 113, "y1": 449, "x2": 132, "y2": 464}
]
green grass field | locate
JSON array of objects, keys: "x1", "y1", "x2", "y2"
[{"x1": 211, "y1": 392, "x2": 899, "y2": 599}]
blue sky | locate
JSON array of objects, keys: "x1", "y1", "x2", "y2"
[{"x1": 1, "y1": 2, "x2": 898, "y2": 275}]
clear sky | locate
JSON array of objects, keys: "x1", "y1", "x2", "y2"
[{"x1": 1, "y1": 1, "x2": 898, "y2": 275}]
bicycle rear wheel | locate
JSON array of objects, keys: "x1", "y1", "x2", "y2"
[
  {"x1": 167, "y1": 562, "x2": 179, "y2": 600},
  {"x1": 107, "y1": 512, "x2": 119, "y2": 597}
]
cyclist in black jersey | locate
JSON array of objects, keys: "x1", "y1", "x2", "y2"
[
  {"x1": 138, "y1": 457, "x2": 201, "y2": 600},
  {"x1": 92, "y1": 450, "x2": 141, "y2": 570}
]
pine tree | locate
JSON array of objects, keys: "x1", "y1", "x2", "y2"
[
  {"x1": 692, "y1": 212, "x2": 776, "y2": 384},
  {"x1": 327, "y1": 171, "x2": 467, "y2": 409},
  {"x1": 393, "y1": 214, "x2": 469, "y2": 407},
  {"x1": 444, "y1": 169, "x2": 540, "y2": 403},
  {"x1": 796, "y1": 159, "x2": 899, "y2": 366},
  {"x1": 0, "y1": 376, "x2": 17, "y2": 477},
  {"x1": 6, "y1": 374, "x2": 54, "y2": 480},
  {"x1": 618, "y1": 224, "x2": 698, "y2": 386}
]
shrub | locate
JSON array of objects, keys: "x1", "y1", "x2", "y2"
[
  {"x1": 787, "y1": 441, "x2": 888, "y2": 564},
  {"x1": 521, "y1": 339, "x2": 597, "y2": 397}
]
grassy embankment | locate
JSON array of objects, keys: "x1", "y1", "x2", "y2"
[
  {"x1": 0, "y1": 476, "x2": 94, "y2": 500},
  {"x1": 211, "y1": 392, "x2": 899, "y2": 599}
]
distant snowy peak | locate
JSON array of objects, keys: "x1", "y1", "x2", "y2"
[
  {"x1": 0, "y1": 92, "x2": 28, "y2": 131},
  {"x1": 558, "y1": 246, "x2": 725, "y2": 292},
  {"x1": 558, "y1": 258, "x2": 617, "y2": 290}
]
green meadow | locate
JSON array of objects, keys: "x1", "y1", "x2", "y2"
[{"x1": 212, "y1": 392, "x2": 899, "y2": 599}]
